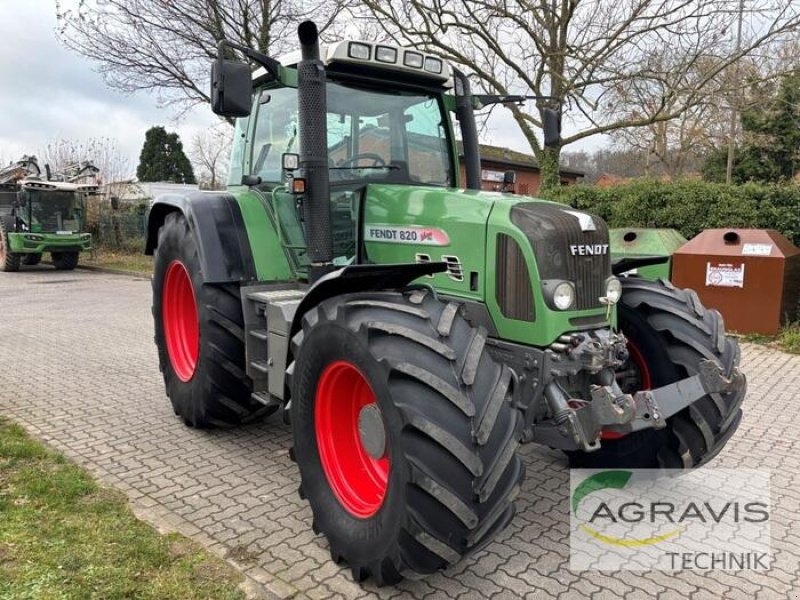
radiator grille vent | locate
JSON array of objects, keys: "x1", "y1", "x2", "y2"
[
  {"x1": 496, "y1": 234, "x2": 535, "y2": 321},
  {"x1": 442, "y1": 255, "x2": 464, "y2": 281}
]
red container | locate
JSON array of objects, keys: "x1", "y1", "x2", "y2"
[{"x1": 672, "y1": 229, "x2": 800, "y2": 335}]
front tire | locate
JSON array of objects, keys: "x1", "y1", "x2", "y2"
[
  {"x1": 290, "y1": 290, "x2": 524, "y2": 584},
  {"x1": 51, "y1": 251, "x2": 79, "y2": 270},
  {"x1": 0, "y1": 219, "x2": 20, "y2": 272},
  {"x1": 152, "y1": 211, "x2": 275, "y2": 427},
  {"x1": 568, "y1": 277, "x2": 744, "y2": 469}
]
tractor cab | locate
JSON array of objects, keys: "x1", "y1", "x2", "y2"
[
  {"x1": 223, "y1": 40, "x2": 466, "y2": 274},
  {"x1": 246, "y1": 41, "x2": 455, "y2": 188},
  {"x1": 17, "y1": 180, "x2": 94, "y2": 234}
]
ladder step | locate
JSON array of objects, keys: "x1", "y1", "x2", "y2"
[
  {"x1": 247, "y1": 291, "x2": 273, "y2": 304},
  {"x1": 250, "y1": 360, "x2": 269, "y2": 374},
  {"x1": 247, "y1": 289, "x2": 305, "y2": 304},
  {"x1": 251, "y1": 392, "x2": 280, "y2": 408},
  {"x1": 249, "y1": 329, "x2": 268, "y2": 341}
]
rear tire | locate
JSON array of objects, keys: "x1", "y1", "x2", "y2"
[
  {"x1": 568, "y1": 277, "x2": 744, "y2": 469},
  {"x1": 0, "y1": 218, "x2": 20, "y2": 272},
  {"x1": 152, "y1": 211, "x2": 276, "y2": 427},
  {"x1": 290, "y1": 289, "x2": 524, "y2": 584},
  {"x1": 22, "y1": 253, "x2": 42, "y2": 266},
  {"x1": 52, "y1": 251, "x2": 79, "y2": 270}
]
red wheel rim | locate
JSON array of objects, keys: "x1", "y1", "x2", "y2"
[
  {"x1": 162, "y1": 260, "x2": 199, "y2": 382},
  {"x1": 315, "y1": 361, "x2": 389, "y2": 518},
  {"x1": 603, "y1": 339, "x2": 652, "y2": 440}
]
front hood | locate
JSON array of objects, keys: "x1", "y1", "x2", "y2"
[
  {"x1": 362, "y1": 183, "x2": 610, "y2": 305},
  {"x1": 510, "y1": 202, "x2": 611, "y2": 310}
]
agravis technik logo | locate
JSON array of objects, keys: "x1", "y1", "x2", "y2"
[{"x1": 569, "y1": 469, "x2": 771, "y2": 571}]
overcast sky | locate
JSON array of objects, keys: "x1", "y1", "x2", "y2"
[
  {"x1": 0, "y1": 0, "x2": 602, "y2": 179},
  {"x1": 0, "y1": 0, "x2": 218, "y2": 176}
]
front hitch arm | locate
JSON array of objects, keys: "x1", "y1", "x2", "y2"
[
  {"x1": 534, "y1": 360, "x2": 745, "y2": 452},
  {"x1": 627, "y1": 359, "x2": 744, "y2": 431}
]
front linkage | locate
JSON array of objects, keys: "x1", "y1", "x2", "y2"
[{"x1": 502, "y1": 326, "x2": 744, "y2": 452}]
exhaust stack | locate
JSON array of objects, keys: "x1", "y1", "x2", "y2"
[
  {"x1": 296, "y1": 21, "x2": 333, "y2": 282},
  {"x1": 453, "y1": 68, "x2": 481, "y2": 191}
]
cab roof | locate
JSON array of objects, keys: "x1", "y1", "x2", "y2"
[
  {"x1": 254, "y1": 40, "x2": 452, "y2": 87},
  {"x1": 20, "y1": 179, "x2": 98, "y2": 193}
]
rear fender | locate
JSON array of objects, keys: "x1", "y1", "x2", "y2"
[{"x1": 146, "y1": 193, "x2": 256, "y2": 284}]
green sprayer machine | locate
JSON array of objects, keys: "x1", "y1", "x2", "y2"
[
  {"x1": 0, "y1": 156, "x2": 95, "y2": 272},
  {"x1": 146, "y1": 22, "x2": 746, "y2": 584}
]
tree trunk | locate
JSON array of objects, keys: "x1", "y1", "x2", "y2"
[{"x1": 538, "y1": 146, "x2": 562, "y2": 195}]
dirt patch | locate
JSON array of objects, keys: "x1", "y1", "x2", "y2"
[{"x1": 225, "y1": 544, "x2": 259, "y2": 565}]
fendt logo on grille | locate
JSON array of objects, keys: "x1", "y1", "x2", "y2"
[{"x1": 570, "y1": 244, "x2": 609, "y2": 256}]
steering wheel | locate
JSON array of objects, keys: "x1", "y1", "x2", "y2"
[{"x1": 337, "y1": 153, "x2": 386, "y2": 168}]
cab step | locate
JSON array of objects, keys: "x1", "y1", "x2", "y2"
[{"x1": 241, "y1": 284, "x2": 306, "y2": 402}]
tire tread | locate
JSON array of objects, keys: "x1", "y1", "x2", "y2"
[{"x1": 290, "y1": 290, "x2": 523, "y2": 583}]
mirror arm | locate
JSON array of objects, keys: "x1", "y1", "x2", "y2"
[
  {"x1": 217, "y1": 40, "x2": 281, "y2": 80},
  {"x1": 473, "y1": 94, "x2": 558, "y2": 109}
]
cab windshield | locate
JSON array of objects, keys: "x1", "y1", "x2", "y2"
[
  {"x1": 249, "y1": 81, "x2": 453, "y2": 186},
  {"x1": 26, "y1": 191, "x2": 82, "y2": 233}
]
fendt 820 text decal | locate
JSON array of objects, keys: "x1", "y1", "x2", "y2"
[{"x1": 365, "y1": 224, "x2": 450, "y2": 246}]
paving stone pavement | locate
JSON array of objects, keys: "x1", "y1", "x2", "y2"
[{"x1": 1, "y1": 268, "x2": 799, "y2": 599}]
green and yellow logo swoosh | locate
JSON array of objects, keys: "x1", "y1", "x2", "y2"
[{"x1": 572, "y1": 471, "x2": 682, "y2": 547}]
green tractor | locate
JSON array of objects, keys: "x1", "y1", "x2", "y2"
[
  {"x1": 145, "y1": 22, "x2": 746, "y2": 584},
  {"x1": 0, "y1": 178, "x2": 95, "y2": 272}
]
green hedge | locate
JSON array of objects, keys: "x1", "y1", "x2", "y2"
[{"x1": 547, "y1": 179, "x2": 800, "y2": 245}]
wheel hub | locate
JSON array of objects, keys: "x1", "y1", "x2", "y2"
[{"x1": 358, "y1": 404, "x2": 386, "y2": 459}]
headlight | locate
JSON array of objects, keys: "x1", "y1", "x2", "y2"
[
  {"x1": 605, "y1": 277, "x2": 622, "y2": 304},
  {"x1": 424, "y1": 56, "x2": 443, "y2": 74},
  {"x1": 375, "y1": 46, "x2": 397, "y2": 63},
  {"x1": 347, "y1": 42, "x2": 371, "y2": 60},
  {"x1": 553, "y1": 281, "x2": 576, "y2": 310},
  {"x1": 403, "y1": 51, "x2": 424, "y2": 68}
]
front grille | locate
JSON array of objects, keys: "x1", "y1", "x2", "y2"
[
  {"x1": 496, "y1": 234, "x2": 535, "y2": 321},
  {"x1": 510, "y1": 203, "x2": 610, "y2": 310},
  {"x1": 570, "y1": 314, "x2": 607, "y2": 328}
]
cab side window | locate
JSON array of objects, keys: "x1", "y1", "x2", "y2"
[
  {"x1": 250, "y1": 87, "x2": 299, "y2": 184},
  {"x1": 404, "y1": 99, "x2": 450, "y2": 185}
]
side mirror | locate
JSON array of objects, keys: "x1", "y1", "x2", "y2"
[
  {"x1": 543, "y1": 108, "x2": 562, "y2": 148},
  {"x1": 211, "y1": 59, "x2": 252, "y2": 117},
  {"x1": 241, "y1": 175, "x2": 262, "y2": 187}
]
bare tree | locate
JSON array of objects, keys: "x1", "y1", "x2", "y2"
[
  {"x1": 611, "y1": 48, "x2": 800, "y2": 178},
  {"x1": 40, "y1": 137, "x2": 131, "y2": 186},
  {"x1": 56, "y1": 0, "x2": 354, "y2": 116},
  {"x1": 358, "y1": 0, "x2": 800, "y2": 190},
  {"x1": 190, "y1": 125, "x2": 233, "y2": 190}
]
